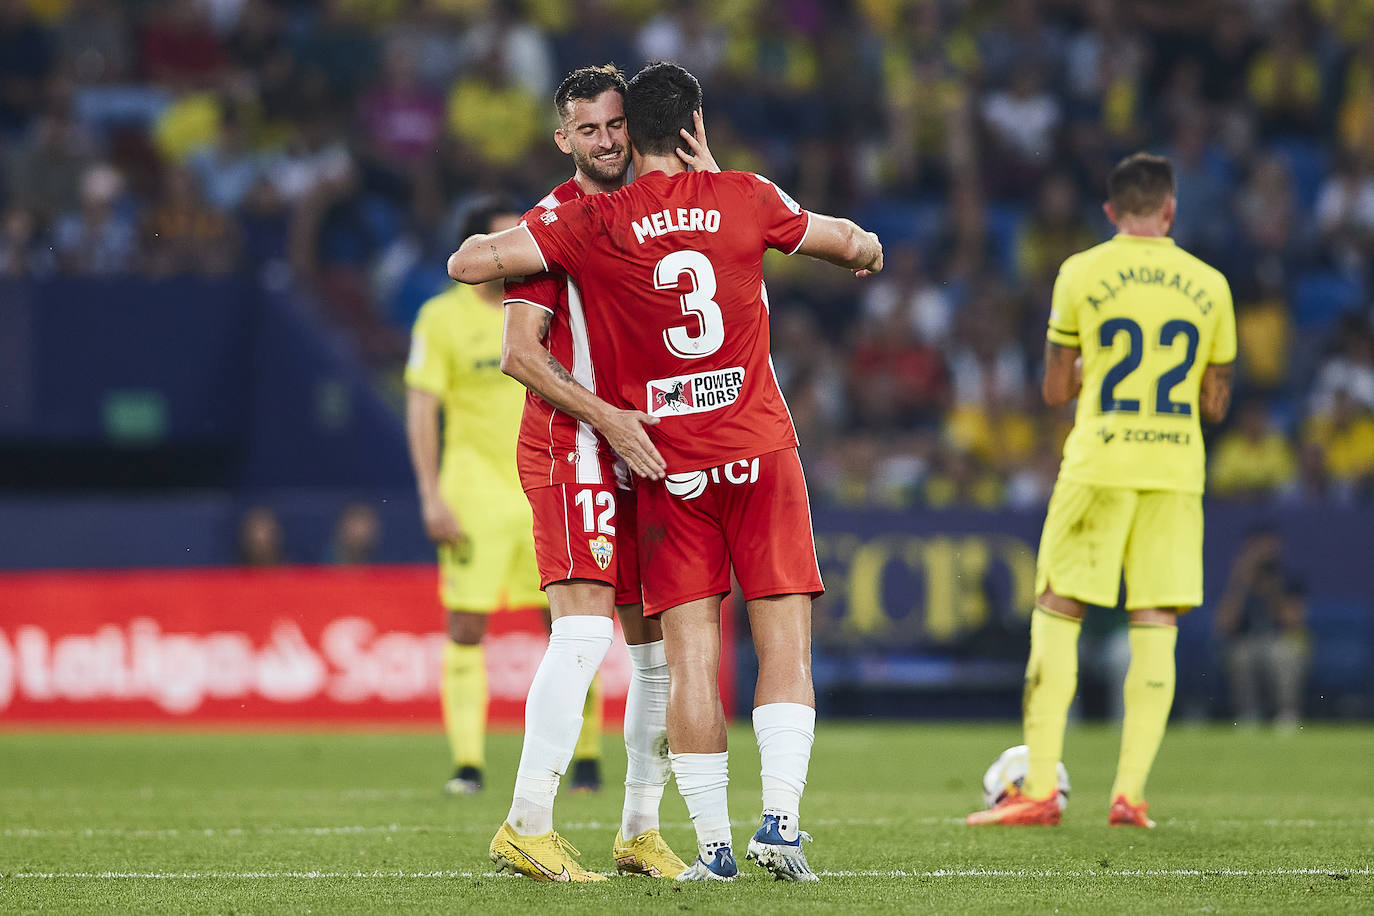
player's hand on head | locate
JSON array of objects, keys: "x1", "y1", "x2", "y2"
[
  {"x1": 600, "y1": 409, "x2": 666, "y2": 481},
  {"x1": 422, "y1": 498, "x2": 464, "y2": 544},
  {"x1": 676, "y1": 110, "x2": 720, "y2": 173}
]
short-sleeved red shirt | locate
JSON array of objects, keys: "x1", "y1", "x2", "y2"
[
  {"x1": 523, "y1": 169, "x2": 810, "y2": 473},
  {"x1": 504, "y1": 178, "x2": 618, "y2": 491}
]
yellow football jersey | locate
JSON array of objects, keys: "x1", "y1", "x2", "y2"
[
  {"x1": 404, "y1": 284, "x2": 528, "y2": 525},
  {"x1": 1047, "y1": 234, "x2": 1236, "y2": 494}
]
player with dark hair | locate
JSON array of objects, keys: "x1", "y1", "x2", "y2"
[
  {"x1": 449, "y1": 60, "x2": 883, "y2": 882},
  {"x1": 406, "y1": 195, "x2": 614, "y2": 798},
  {"x1": 967, "y1": 151, "x2": 1235, "y2": 828},
  {"x1": 486, "y1": 63, "x2": 719, "y2": 882}
]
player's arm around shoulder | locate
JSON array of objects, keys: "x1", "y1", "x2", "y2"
[
  {"x1": 447, "y1": 223, "x2": 547, "y2": 285},
  {"x1": 794, "y1": 211, "x2": 884, "y2": 276}
]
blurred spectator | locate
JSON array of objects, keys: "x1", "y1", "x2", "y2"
[
  {"x1": 1015, "y1": 172, "x2": 1099, "y2": 294},
  {"x1": 923, "y1": 447, "x2": 1003, "y2": 509},
  {"x1": 54, "y1": 0, "x2": 134, "y2": 86},
  {"x1": 1214, "y1": 526, "x2": 1309, "y2": 727},
  {"x1": 187, "y1": 101, "x2": 262, "y2": 211},
  {"x1": 1232, "y1": 266, "x2": 1292, "y2": 394},
  {"x1": 847, "y1": 307, "x2": 949, "y2": 432},
  {"x1": 1209, "y1": 398, "x2": 1296, "y2": 500},
  {"x1": 1233, "y1": 154, "x2": 1299, "y2": 279},
  {"x1": 52, "y1": 163, "x2": 137, "y2": 275},
  {"x1": 331, "y1": 502, "x2": 380, "y2": 565},
  {"x1": 458, "y1": 0, "x2": 553, "y2": 98},
  {"x1": 140, "y1": 0, "x2": 226, "y2": 90},
  {"x1": 1314, "y1": 156, "x2": 1374, "y2": 275},
  {"x1": 1245, "y1": 18, "x2": 1322, "y2": 138},
  {"x1": 637, "y1": 0, "x2": 728, "y2": 88},
  {"x1": 5, "y1": 104, "x2": 95, "y2": 222},
  {"x1": 140, "y1": 164, "x2": 238, "y2": 276},
  {"x1": 445, "y1": 53, "x2": 542, "y2": 174},
  {"x1": 1280, "y1": 441, "x2": 1343, "y2": 506},
  {"x1": 1165, "y1": 109, "x2": 1234, "y2": 261},
  {"x1": 0, "y1": 206, "x2": 52, "y2": 276},
  {"x1": 0, "y1": 0, "x2": 55, "y2": 135},
  {"x1": 980, "y1": 64, "x2": 1060, "y2": 197},
  {"x1": 1307, "y1": 318, "x2": 1374, "y2": 416},
  {"x1": 238, "y1": 505, "x2": 284, "y2": 566},
  {"x1": 1301, "y1": 387, "x2": 1374, "y2": 494},
  {"x1": 359, "y1": 37, "x2": 444, "y2": 172}
]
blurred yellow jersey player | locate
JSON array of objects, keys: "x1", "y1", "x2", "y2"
[
  {"x1": 405, "y1": 197, "x2": 602, "y2": 796},
  {"x1": 969, "y1": 153, "x2": 1234, "y2": 830}
]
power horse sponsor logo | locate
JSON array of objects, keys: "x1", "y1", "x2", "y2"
[{"x1": 647, "y1": 367, "x2": 745, "y2": 417}]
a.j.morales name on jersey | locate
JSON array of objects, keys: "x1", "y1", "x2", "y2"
[{"x1": 631, "y1": 207, "x2": 722, "y2": 244}]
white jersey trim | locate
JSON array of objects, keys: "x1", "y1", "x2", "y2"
[
  {"x1": 520, "y1": 222, "x2": 549, "y2": 272},
  {"x1": 565, "y1": 279, "x2": 604, "y2": 485},
  {"x1": 503, "y1": 297, "x2": 555, "y2": 315},
  {"x1": 786, "y1": 211, "x2": 813, "y2": 256}
]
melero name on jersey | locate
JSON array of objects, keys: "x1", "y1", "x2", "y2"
[
  {"x1": 646, "y1": 366, "x2": 745, "y2": 417},
  {"x1": 632, "y1": 208, "x2": 721, "y2": 244}
]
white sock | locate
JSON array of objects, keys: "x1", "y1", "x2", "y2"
[
  {"x1": 507, "y1": 615, "x2": 613, "y2": 835},
  {"x1": 754, "y1": 702, "x2": 815, "y2": 843},
  {"x1": 621, "y1": 640, "x2": 670, "y2": 839},
  {"x1": 669, "y1": 750, "x2": 731, "y2": 858}
]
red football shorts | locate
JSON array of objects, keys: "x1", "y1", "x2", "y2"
[
  {"x1": 526, "y1": 482, "x2": 642, "y2": 606},
  {"x1": 634, "y1": 447, "x2": 824, "y2": 616}
]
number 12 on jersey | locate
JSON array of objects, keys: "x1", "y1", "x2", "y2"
[
  {"x1": 573, "y1": 488, "x2": 616, "y2": 535},
  {"x1": 1098, "y1": 317, "x2": 1200, "y2": 417}
]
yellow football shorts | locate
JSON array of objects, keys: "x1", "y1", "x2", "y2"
[
  {"x1": 438, "y1": 526, "x2": 546, "y2": 613},
  {"x1": 1035, "y1": 480, "x2": 1203, "y2": 610}
]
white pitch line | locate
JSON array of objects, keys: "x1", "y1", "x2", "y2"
[
  {"x1": 7, "y1": 816, "x2": 1374, "y2": 840},
  {"x1": 1, "y1": 867, "x2": 1369, "y2": 881}
]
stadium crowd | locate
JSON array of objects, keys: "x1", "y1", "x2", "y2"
[{"x1": 2, "y1": 0, "x2": 1372, "y2": 508}]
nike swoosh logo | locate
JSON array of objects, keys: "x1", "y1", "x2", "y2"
[{"x1": 510, "y1": 842, "x2": 570, "y2": 881}]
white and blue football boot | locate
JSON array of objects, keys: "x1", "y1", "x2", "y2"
[
  {"x1": 675, "y1": 845, "x2": 739, "y2": 881},
  {"x1": 745, "y1": 814, "x2": 818, "y2": 881}
]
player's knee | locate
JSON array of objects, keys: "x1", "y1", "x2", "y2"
[{"x1": 446, "y1": 610, "x2": 487, "y2": 644}]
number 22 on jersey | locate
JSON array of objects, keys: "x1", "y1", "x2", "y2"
[{"x1": 1097, "y1": 317, "x2": 1200, "y2": 417}]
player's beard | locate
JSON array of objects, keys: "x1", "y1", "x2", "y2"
[{"x1": 572, "y1": 145, "x2": 628, "y2": 185}]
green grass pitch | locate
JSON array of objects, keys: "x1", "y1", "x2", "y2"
[{"x1": 2, "y1": 722, "x2": 1370, "y2": 913}]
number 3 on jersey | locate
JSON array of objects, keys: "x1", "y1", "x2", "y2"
[
  {"x1": 657, "y1": 250, "x2": 723, "y2": 358},
  {"x1": 573, "y1": 488, "x2": 615, "y2": 535}
]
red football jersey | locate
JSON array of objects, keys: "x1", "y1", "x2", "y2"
[
  {"x1": 504, "y1": 178, "x2": 617, "y2": 491},
  {"x1": 523, "y1": 169, "x2": 810, "y2": 473}
]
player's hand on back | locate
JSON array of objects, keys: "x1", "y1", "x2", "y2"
[
  {"x1": 676, "y1": 110, "x2": 720, "y2": 173},
  {"x1": 422, "y1": 496, "x2": 464, "y2": 544},
  {"x1": 599, "y1": 409, "x2": 666, "y2": 481}
]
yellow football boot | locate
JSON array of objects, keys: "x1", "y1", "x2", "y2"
[
  {"x1": 489, "y1": 823, "x2": 607, "y2": 882},
  {"x1": 612, "y1": 829, "x2": 690, "y2": 878}
]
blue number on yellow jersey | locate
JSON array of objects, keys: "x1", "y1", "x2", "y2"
[{"x1": 1047, "y1": 235, "x2": 1236, "y2": 494}]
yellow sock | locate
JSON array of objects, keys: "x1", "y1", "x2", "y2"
[
  {"x1": 441, "y1": 641, "x2": 487, "y2": 769},
  {"x1": 1111, "y1": 623, "x2": 1177, "y2": 804},
  {"x1": 573, "y1": 672, "x2": 602, "y2": 761},
  {"x1": 1023, "y1": 607, "x2": 1082, "y2": 799}
]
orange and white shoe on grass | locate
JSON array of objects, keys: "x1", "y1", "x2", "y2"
[
  {"x1": 1108, "y1": 795, "x2": 1156, "y2": 828},
  {"x1": 966, "y1": 788, "x2": 1061, "y2": 826}
]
